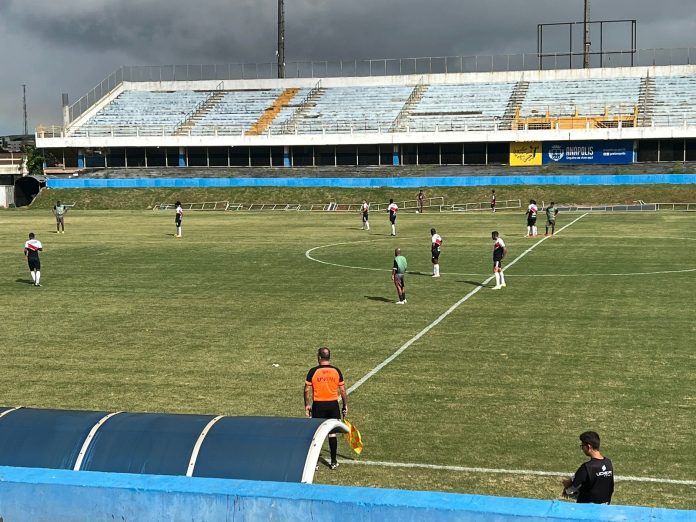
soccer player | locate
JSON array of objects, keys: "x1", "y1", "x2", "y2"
[
  {"x1": 526, "y1": 199, "x2": 538, "y2": 237},
  {"x1": 431, "y1": 228, "x2": 442, "y2": 277},
  {"x1": 361, "y1": 200, "x2": 370, "y2": 230},
  {"x1": 490, "y1": 190, "x2": 496, "y2": 212},
  {"x1": 24, "y1": 232, "x2": 43, "y2": 287},
  {"x1": 545, "y1": 202, "x2": 559, "y2": 236},
  {"x1": 491, "y1": 231, "x2": 507, "y2": 290},
  {"x1": 562, "y1": 431, "x2": 614, "y2": 504},
  {"x1": 53, "y1": 200, "x2": 67, "y2": 233},
  {"x1": 392, "y1": 247, "x2": 407, "y2": 304},
  {"x1": 387, "y1": 199, "x2": 398, "y2": 236},
  {"x1": 175, "y1": 201, "x2": 183, "y2": 238},
  {"x1": 416, "y1": 189, "x2": 425, "y2": 213},
  {"x1": 304, "y1": 347, "x2": 348, "y2": 470}
]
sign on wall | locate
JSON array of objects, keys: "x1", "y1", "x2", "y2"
[
  {"x1": 542, "y1": 140, "x2": 635, "y2": 165},
  {"x1": 510, "y1": 142, "x2": 542, "y2": 166}
]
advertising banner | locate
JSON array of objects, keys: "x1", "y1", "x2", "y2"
[
  {"x1": 510, "y1": 142, "x2": 542, "y2": 166},
  {"x1": 542, "y1": 140, "x2": 634, "y2": 165}
]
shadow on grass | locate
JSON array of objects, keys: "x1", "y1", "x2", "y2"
[
  {"x1": 15, "y1": 278, "x2": 35, "y2": 285},
  {"x1": 406, "y1": 271, "x2": 432, "y2": 277},
  {"x1": 365, "y1": 295, "x2": 393, "y2": 303},
  {"x1": 459, "y1": 280, "x2": 488, "y2": 287}
]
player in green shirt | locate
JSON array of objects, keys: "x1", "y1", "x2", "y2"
[
  {"x1": 392, "y1": 248, "x2": 408, "y2": 304},
  {"x1": 53, "y1": 201, "x2": 67, "y2": 234},
  {"x1": 545, "y1": 202, "x2": 559, "y2": 236}
]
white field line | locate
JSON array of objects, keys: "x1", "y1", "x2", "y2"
[
  {"x1": 347, "y1": 213, "x2": 589, "y2": 395},
  {"x1": 338, "y1": 458, "x2": 696, "y2": 486}
]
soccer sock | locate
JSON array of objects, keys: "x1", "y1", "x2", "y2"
[
  {"x1": 391, "y1": 224, "x2": 395, "y2": 235},
  {"x1": 552, "y1": 226, "x2": 555, "y2": 235},
  {"x1": 35, "y1": 271, "x2": 41, "y2": 285},
  {"x1": 527, "y1": 226, "x2": 531, "y2": 236},
  {"x1": 366, "y1": 222, "x2": 369, "y2": 230},
  {"x1": 329, "y1": 436, "x2": 338, "y2": 463},
  {"x1": 495, "y1": 272, "x2": 501, "y2": 286},
  {"x1": 533, "y1": 225, "x2": 538, "y2": 236},
  {"x1": 30, "y1": 271, "x2": 36, "y2": 282},
  {"x1": 546, "y1": 226, "x2": 549, "y2": 234},
  {"x1": 500, "y1": 271, "x2": 506, "y2": 285}
]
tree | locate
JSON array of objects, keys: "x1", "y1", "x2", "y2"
[{"x1": 21, "y1": 144, "x2": 45, "y2": 176}]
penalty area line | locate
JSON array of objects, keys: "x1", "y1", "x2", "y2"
[
  {"x1": 337, "y1": 458, "x2": 696, "y2": 486},
  {"x1": 347, "y1": 213, "x2": 589, "y2": 396}
]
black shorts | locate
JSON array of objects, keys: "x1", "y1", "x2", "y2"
[
  {"x1": 28, "y1": 258, "x2": 40, "y2": 271},
  {"x1": 362, "y1": 212, "x2": 369, "y2": 222},
  {"x1": 547, "y1": 219, "x2": 556, "y2": 226},
  {"x1": 527, "y1": 216, "x2": 537, "y2": 227},
  {"x1": 493, "y1": 258, "x2": 503, "y2": 270},
  {"x1": 311, "y1": 400, "x2": 341, "y2": 420},
  {"x1": 175, "y1": 216, "x2": 182, "y2": 227},
  {"x1": 394, "y1": 273, "x2": 405, "y2": 287},
  {"x1": 56, "y1": 216, "x2": 64, "y2": 224},
  {"x1": 389, "y1": 214, "x2": 396, "y2": 224},
  {"x1": 432, "y1": 248, "x2": 440, "y2": 261}
]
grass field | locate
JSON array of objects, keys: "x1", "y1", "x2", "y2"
[{"x1": 0, "y1": 206, "x2": 694, "y2": 509}]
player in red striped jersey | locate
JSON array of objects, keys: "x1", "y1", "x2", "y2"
[
  {"x1": 24, "y1": 232, "x2": 43, "y2": 287},
  {"x1": 526, "y1": 199, "x2": 538, "y2": 237},
  {"x1": 387, "y1": 199, "x2": 398, "y2": 236},
  {"x1": 431, "y1": 228, "x2": 442, "y2": 277},
  {"x1": 492, "y1": 231, "x2": 507, "y2": 290},
  {"x1": 175, "y1": 201, "x2": 183, "y2": 238}
]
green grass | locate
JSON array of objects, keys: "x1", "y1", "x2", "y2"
[
  {"x1": 30, "y1": 184, "x2": 696, "y2": 210},
  {"x1": 0, "y1": 208, "x2": 694, "y2": 509}
]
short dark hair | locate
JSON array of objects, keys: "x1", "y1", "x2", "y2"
[
  {"x1": 491, "y1": 231, "x2": 499, "y2": 239},
  {"x1": 530, "y1": 199, "x2": 537, "y2": 204},
  {"x1": 317, "y1": 347, "x2": 330, "y2": 361},
  {"x1": 175, "y1": 201, "x2": 182, "y2": 206},
  {"x1": 579, "y1": 431, "x2": 601, "y2": 450},
  {"x1": 550, "y1": 201, "x2": 555, "y2": 206},
  {"x1": 430, "y1": 228, "x2": 436, "y2": 235},
  {"x1": 28, "y1": 232, "x2": 35, "y2": 239},
  {"x1": 389, "y1": 198, "x2": 394, "y2": 203}
]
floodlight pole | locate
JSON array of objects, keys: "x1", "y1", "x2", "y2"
[
  {"x1": 277, "y1": 0, "x2": 286, "y2": 78},
  {"x1": 22, "y1": 84, "x2": 28, "y2": 135},
  {"x1": 583, "y1": 0, "x2": 591, "y2": 68}
]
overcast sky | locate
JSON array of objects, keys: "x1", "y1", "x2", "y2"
[{"x1": 0, "y1": 0, "x2": 694, "y2": 135}]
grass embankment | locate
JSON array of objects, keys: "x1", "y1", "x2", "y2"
[{"x1": 27, "y1": 184, "x2": 696, "y2": 210}]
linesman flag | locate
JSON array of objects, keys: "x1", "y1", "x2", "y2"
[{"x1": 343, "y1": 418, "x2": 363, "y2": 455}]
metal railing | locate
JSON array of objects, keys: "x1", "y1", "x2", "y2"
[
  {"x1": 65, "y1": 47, "x2": 696, "y2": 125},
  {"x1": 450, "y1": 199, "x2": 521, "y2": 212}
]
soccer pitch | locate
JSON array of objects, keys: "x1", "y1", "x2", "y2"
[{"x1": 1, "y1": 208, "x2": 694, "y2": 509}]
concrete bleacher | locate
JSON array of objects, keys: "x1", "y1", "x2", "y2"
[
  {"x1": 406, "y1": 82, "x2": 516, "y2": 131},
  {"x1": 192, "y1": 89, "x2": 283, "y2": 135},
  {"x1": 520, "y1": 77, "x2": 641, "y2": 117},
  {"x1": 275, "y1": 86, "x2": 412, "y2": 133},
  {"x1": 71, "y1": 90, "x2": 208, "y2": 136},
  {"x1": 652, "y1": 75, "x2": 696, "y2": 126}
]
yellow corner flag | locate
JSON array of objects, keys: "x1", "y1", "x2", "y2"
[{"x1": 343, "y1": 418, "x2": 363, "y2": 455}]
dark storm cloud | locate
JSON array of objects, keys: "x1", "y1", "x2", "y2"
[{"x1": 0, "y1": 0, "x2": 695, "y2": 133}]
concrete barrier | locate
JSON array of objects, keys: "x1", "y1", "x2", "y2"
[
  {"x1": 0, "y1": 466, "x2": 693, "y2": 521},
  {"x1": 46, "y1": 174, "x2": 696, "y2": 189}
]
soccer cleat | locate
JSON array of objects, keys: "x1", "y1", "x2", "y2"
[
  {"x1": 35, "y1": 283, "x2": 42, "y2": 287},
  {"x1": 501, "y1": 283, "x2": 507, "y2": 287},
  {"x1": 395, "y1": 300, "x2": 405, "y2": 305},
  {"x1": 330, "y1": 462, "x2": 339, "y2": 470},
  {"x1": 492, "y1": 285, "x2": 502, "y2": 290},
  {"x1": 432, "y1": 274, "x2": 440, "y2": 278},
  {"x1": 403, "y1": 299, "x2": 407, "y2": 304}
]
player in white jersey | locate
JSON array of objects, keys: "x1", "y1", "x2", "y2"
[
  {"x1": 361, "y1": 200, "x2": 370, "y2": 230},
  {"x1": 430, "y1": 228, "x2": 442, "y2": 277},
  {"x1": 175, "y1": 201, "x2": 183, "y2": 238},
  {"x1": 491, "y1": 231, "x2": 507, "y2": 290},
  {"x1": 24, "y1": 232, "x2": 43, "y2": 287},
  {"x1": 526, "y1": 199, "x2": 538, "y2": 237},
  {"x1": 387, "y1": 199, "x2": 398, "y2": 236}
]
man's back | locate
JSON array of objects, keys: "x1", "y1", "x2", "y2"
[{"x1": 575, "y1": 457, "x2": 614, "y2": 504}]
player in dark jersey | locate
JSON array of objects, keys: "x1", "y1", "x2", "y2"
[
  {"x1": 491, "y1": 231, "x2": 507, "y2": 290},
  {"x1": 304, "y1": 347, "x2": 348, "y2": 470},
  {"x1": 545, "y1": 202, "x2": 559, "y2": 236},
  {"x1": 562, "y1": 431, "x2": 614, "y2": 504},
  {"x1": 416, "y1": 189, "x2": 425, "y2": 213},
  {"x1": 24, "y1": 232, "x2": 43, "y2": 287},
  {"x1": 490, "y1": 190, "x2": 496, "y2": 212}
]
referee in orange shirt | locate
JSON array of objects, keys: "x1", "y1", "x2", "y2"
[{"x1": 304, "y1": 347, "x2": 348, "y2": 470}]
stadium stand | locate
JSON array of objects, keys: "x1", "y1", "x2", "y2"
[{"x1": 652, "y1": 75, "x2": 696, "y2": 127}]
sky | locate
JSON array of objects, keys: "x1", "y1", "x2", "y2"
[{"x1": 0, "y1": 0, "x2": 694, "y2": 135}]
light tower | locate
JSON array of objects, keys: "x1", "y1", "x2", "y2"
[
  {"x1": 583, "y1": 0, "x2": 591, "y2": 68},
  {"x1": 277, "y1": 0, "x2": 286, "y2": 78}
]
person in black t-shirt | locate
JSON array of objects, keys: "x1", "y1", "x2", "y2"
[{"x1": 562, "y1": 431, "x2": 614, "y2": 504}]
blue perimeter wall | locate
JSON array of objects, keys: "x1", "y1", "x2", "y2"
[
  {"x1": 0, "y1": 466, "x2": 694, "y2": 521},
  {"x1": 46, "y1": 174, "x2": 696, "y2": 189}
]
